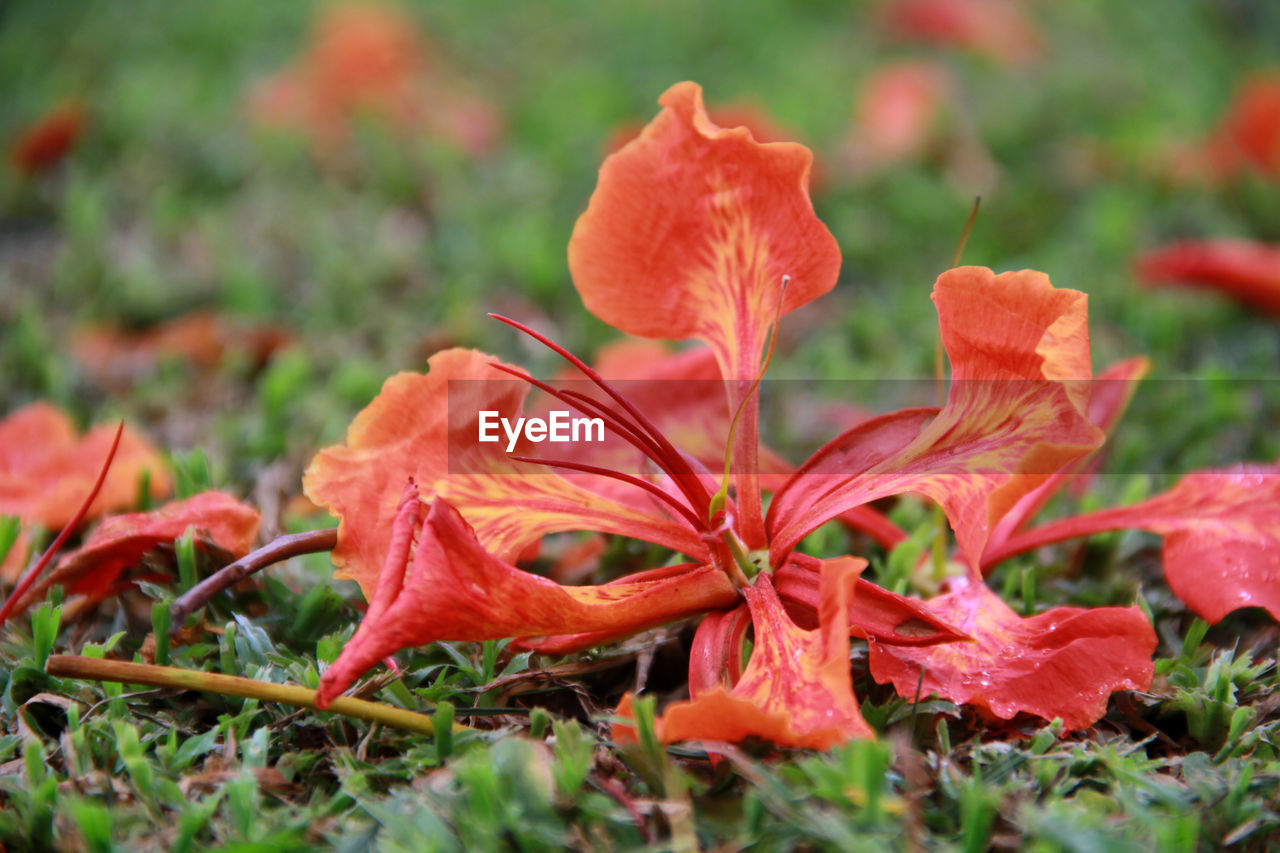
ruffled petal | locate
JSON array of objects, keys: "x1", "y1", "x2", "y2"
[
  {"x1": 568, "y1": 81, "x2": 840, "y2": 385},
  {"x1": 618, "y1": 559, "x2": 874, "y2": 749},
  {"x1": 303, "y1": 348, "x2": 709, "y2": 599},
  {"x1": 1136, "y1": 240, "x2": 1280, "y2": 317},
  {"x1": 8, "y1": 491, "x2": 259, "y2": 618},
  {"x1": 315, "y1": 498, "x2": 738, "y2": 707},
  {"x1": 768, "y1": 267, "x2": 1104, "y2": 568},
  {"x1": 869, "y1": 575, "x2": 1155, "y2": 730},
  {"x1": 0, "y1": 402, "x2": 171, "y2": 529},
  {"x1": 984, "y1": 463, "x2": 1280, "y2": 623}
]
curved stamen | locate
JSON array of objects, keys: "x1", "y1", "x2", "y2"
[{"x1": 508, "y1": 455, "x2": 707, "y2": 533}]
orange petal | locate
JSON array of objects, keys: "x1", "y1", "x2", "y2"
[
  {"x1": 8, "y1": 491, "x2": 259, "y2": 619},
  {"x1": 869, "y1": 575, "x2": 1155, "y2": 731},
  {"x1": 1136, "y1": 240, "x2": 1280, "y2": 317},
  {"x1": 768, "y1": 267, "x2": 1104, "y2": 568},
  {"x1": 632, "y1": 560, "x2": 873, "y2": 749},
  {"x1": 1209, "y1": 72, "x2": 1280, "y2": 179},
  {"x1": 304, "y1": 348, "x2": 707, "y2": 599},
  {"x1": 774, "y1": 553, "x2": 969, "y2": 646},
  {"x1": 0, "y1": 403, "x2": 171, "y2": 530},
  {"x1": 985, "y1": 356, "x2": 1151, "y2": 558},
  {"x1": 569, "y1": 81, "x2": 840, "y2": 386},
  {"x1": 315, "y1": 498, "x2": 738, "y2": 707},
  {"x1": 880, "y1": 0, "x2": 1043, "y2": 67},
  {"x1": 985, "y1": 463, "x2": 1280, "y2": 624}
]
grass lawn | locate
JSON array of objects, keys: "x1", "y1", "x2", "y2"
[{"x1": 2, "y1": 1, "x2": 1280, "y2": 849}]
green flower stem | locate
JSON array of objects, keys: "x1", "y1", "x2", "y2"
[{"x1": 45, "y1": 654, "x2": 455, "y2": 737}]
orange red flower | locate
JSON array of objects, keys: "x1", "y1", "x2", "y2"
[
  {"x1": 248, "y1": 2, "x2": 501, "y2": 157},
  {"x1": 300, "y1": 82, "x2": 1187, "y2": 743},
  {"x1": 10, "y1": 100, "x2": 86, "y2": 176}
]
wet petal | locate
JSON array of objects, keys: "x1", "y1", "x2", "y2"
[
  {"x1": 9, "y1": 491, "x2": 259, "y2": 618},
  {"x1": 0, "y1": 402, "x2": 171, "y2": 530},
  {"x1": 618, "y1": 559, "x2": 874, "y2": 749},
  {"x1": 985, "y1": 463, "x2": 1280, "y2": 623},
  {"x1": 1136, "y1": 240, "x2": 1280, "y2": 317},
  {"x1": 869, "y1": 575, "x2": 1155, "y2": 730},
  {"x1": 316, "y1": 499, "x2": 737, "y2": 707},
  {"x1": 768, "y1": 267, "x2": 1104, "y2": 568}
]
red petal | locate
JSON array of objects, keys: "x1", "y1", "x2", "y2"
[
  {"x1": 869, "y1": 574, "x2": 1155, "y2": 730},
  {"x1": 881, "y1": 0, "x2": 1043, "y2": 66},
  {"x1": 315, "y1": 499, "x2": 738, "y2": 707},
  {"x1": 768, "y1": 267, "x2": 1104, "y2": 568},
  {"x1": 985, "y1": 464, "x2": 1280, "y2": 624},
  {"x1": 569, "y1": 82, "x2": 839, "y2": 384},
  {"x1": 8, "y1": 491, "x2": 259, "y2": 618},
  {"x1": 1136, "y1": 240, "x2": 1280, "y2": 317},
  {"x1": 11, "y1": 100, "x2": 85, "y2": 175},
  {"x1": 985, "y1": 356, "x2": 1151, "y2": 557},
  {"x1": 0, "y1": 403, "x2": 171, "y2": 529},
  {"x1": 304, "y1": 348, "x2": 708, "y2": 599},
  {"x1": 625, "y1": 560, "x2": 873, "y2": 749},
  {"x1": 854, "y1": 61, "x2": 950, "y2": 163},
  {"x1": 1210, "y1": 72, "x2": 1280, "y2": 178},
  {"x1": 774, "y1": 553, "x2": 969, "y2": 646}
]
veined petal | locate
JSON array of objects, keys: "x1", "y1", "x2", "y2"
[
  {"x1": 304, "y1": 348, "x2": 709, "y2": 599},
  {"x1": 869, "y1": 575, "x2": 1155, "y2": 731},
  {"x1": 0, "y1": 402, "x2": 170, "y2": 529},
  {"x1": 985, "y1": 356, "x2": 1151, "y2": 557},
  {"x1": 568, "y1": 81, "x2": 840, "y2": 385},
  {"x1": 768, "y1": 268, "x2": 1104, "y2": 568},
  {"x1": 618, "y1": 559, "x2": 874, "y2": 749},
  {"x1": 8, "y1": 491, "x2": 259, "y2": 618},
  {"x1": 774, "y1": 553, "x2": 969, "y2": 646},
  {"x1": 315, "y1": 499, "x2": 738, "y2": 708},
  {"x1": 1136, "y1": 240, "x2": 1280, "y2": 317},
  {"x1": 984, "y1": 463, "x2": 1280, "y2": 623}
]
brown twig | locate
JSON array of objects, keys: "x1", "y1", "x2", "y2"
[
  {"x1": 46, "y1": 654, "x2": 454, "y2": 736},
  {"x1": 167, "y1": 527, "x2": 338, "y2": 632}
]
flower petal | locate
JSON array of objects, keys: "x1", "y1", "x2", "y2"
[
  {"x1": 619, "y1": 559, "x2": 874, "y2": 749},
  {"x1": 11, "y1": 100, "x2": 85, "y2": 175},
  {"x1": 569, "y1": 81, "x2": 840, "y2": 385},
  {"x1": 304, "y1": 348, "x2": 709, "y2": 599},
  {"x1": 8, "y1": 491, "x2": 259, "y2": 618},
  {"x1": 1136, "y1": 240, "x2": 1280, "y2": 317},
  {"x1": 985, "y1": 356, "x2": 1151, "y2": 557},
  {"x1": 984, "y1": 463, "x2": 1280, "y2": 623},
  {"x1": 774, "y1": 553, "x2": 969, "y2": 646},
  {"x1": 768, "y1": 267, "x2": 1104, "y2": 568},
  {"x1": 315, "y1": 498, "x2": 738, "y2": 708},
  {"x1": 880, "y1": 0, "x2": 1043, "y2": 66},
  {"x1": 0, "y1": 402, "x2": 171, "y2": 530},
  {"x1": 869, "y1": 575, "x2": 1155, "y2": 730}
]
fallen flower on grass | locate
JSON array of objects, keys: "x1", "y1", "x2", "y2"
[
  {"x1": 3, "y1": 491, "x2": 260, "y2": 622},
  {"x1": 297, "y1": 82, "x2": 1174, "y2": 743},
  {"x1": 1136, "y1": 240, "x2": 1280, "y2": 317},
  {"x1": 0, "y1": 402, "x2": 170, "y2": 530}
]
